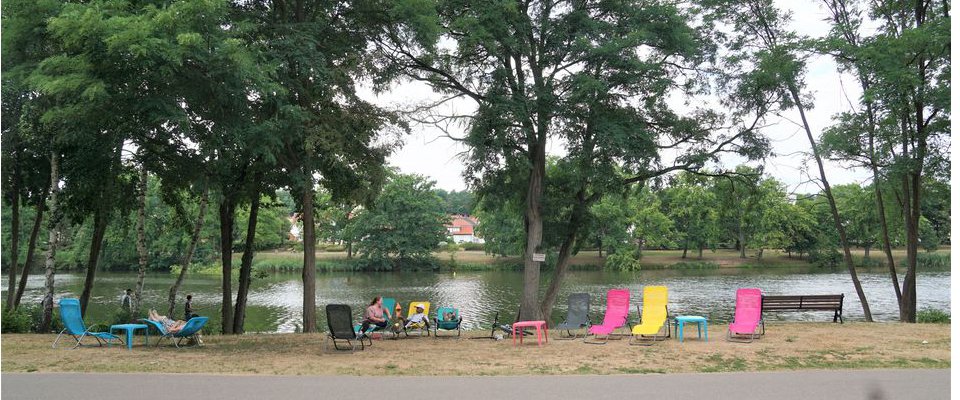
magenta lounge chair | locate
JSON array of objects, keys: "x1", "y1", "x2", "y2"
[
  {"x1": 727, "y1": 288, "x2": 763, "y2": 343},
  {"x1": 585, "y1": 288, "x2": 630, "y2": 345}
]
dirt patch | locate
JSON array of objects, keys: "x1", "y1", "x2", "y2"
[{"x1": 1, "y1": 322, "x2": 948, "y2": 376}]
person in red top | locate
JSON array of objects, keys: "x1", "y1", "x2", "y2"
[{"x1": 359, "y1": 296, "x2": 389, "y2": 335}]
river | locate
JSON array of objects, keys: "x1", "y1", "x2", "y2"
[{"x1": 2, "y1": 266, "x2": 950, "y2": 333}]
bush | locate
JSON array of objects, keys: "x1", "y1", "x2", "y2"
[
  {"x1": 605, "y1": 248, "x2": 642, "y2": 271},
  {"x1": 324, "y1": 245, "x2": 346, "y2": 252},
  {"x1": 1, "y1": 307, "x2": 34, "y2": 333},
  {"x1": 669, "y1": 261, "x2": 720, "y2": 269},
  {"x1": 917, "y1": 308, "x2": 950, "y2": 324},
  {"x1": 809, "y1": 249, "x2": 842, "y2": 268},
  {"x1": 909, "y1": 253, "x2": 950, "y2": 269},
  {"x1": 460, "y1": 242, "x2": 485, "y2": 251},
  {"x1": 1, "y1": 305, "x2": 65, "y2": 333}
]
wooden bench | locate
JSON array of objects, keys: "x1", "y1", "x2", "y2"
[{"x1": 761, "y1": 294, "x2": 844, "y2": 328}]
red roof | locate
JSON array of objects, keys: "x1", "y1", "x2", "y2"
[{"x1": 446, "y1": 215, "x2": 479, "y2": 236}]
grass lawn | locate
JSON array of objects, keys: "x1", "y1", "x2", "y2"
[
  {"x1": 1, "y1": 322, "x2": 948, "y2": 376},
  {"x1": 249, "y1": 247, "x2": 950, "y2": 270}
]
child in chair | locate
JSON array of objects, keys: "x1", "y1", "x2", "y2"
[{"x1": 403, "y1": 304, "x2": 430, "y2": 331}]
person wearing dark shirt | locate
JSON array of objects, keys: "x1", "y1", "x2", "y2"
[{"x1": 184, "y1": 294, "x2": 196, "y2": 321}]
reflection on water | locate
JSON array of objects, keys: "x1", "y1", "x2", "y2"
[{"x1": 3, "y1": 266, "x2": 950, "y2": 333}]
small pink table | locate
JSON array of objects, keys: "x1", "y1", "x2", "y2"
[{"x1": 512, "y1": 320, "x2": 548, "y2": 346}]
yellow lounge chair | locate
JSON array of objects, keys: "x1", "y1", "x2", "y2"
[
  {"x1": 630, "y1": 286, "x2": 670, "y2": 346},
  {"x1": 403, "y1": 301, "x2": 431, "y2": 337}
]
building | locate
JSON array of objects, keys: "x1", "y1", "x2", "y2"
[{"x1": 445, "y1": 215, "x2": 484, "y2": 244}]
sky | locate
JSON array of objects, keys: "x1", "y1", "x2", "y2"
[{"x1": 362, "y1": 1, "x2": 879, "y2": 195}]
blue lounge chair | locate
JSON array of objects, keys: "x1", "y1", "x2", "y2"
[
  {"x1": 433, "y1": 306, "x2": 463, "y2": 338},
  {"x1": 52, "y1": 298, "x2": 123, "y2": 349},
  {"x1": 140, "y1": 316, "x2": 208, "y2": 348}
]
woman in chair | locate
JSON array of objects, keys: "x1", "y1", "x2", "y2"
[
  {"x1": 359, "y1": 296, "x2": 389, "y2": 336},
  {"x1": 148, "y1": 309, "x2": 187, "y2": 334}
]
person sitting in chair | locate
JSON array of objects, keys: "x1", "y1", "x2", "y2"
[
  {"x1": 403, "y1": 304, "x2": 430, "y2": 331},
  {"x1": 148, "y1": 309, "x2": 186, "y2": 334},
  {"x1": 359, "y1": 296, "x2": 389, "y2": 336}
]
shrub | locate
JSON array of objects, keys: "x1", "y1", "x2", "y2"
[
  {"x1": 1, "y1": 305, "x2": 65, "y2": 333},
  {"x1": 669, "y1": 261, "x2": 720, "y2": 269},
  {"x1": 910, "y1": 253, "x2": 950, "y2": 269},
  {"x1": 324, "y1": 245, "x2": 346, "y2": 252},
  {"x1": 461, "y1": 242, "x2": 485, "y2": 251},
  {"x1": 1, "y1": 307, "x2": 34, "y2": 333},
  {"x1": 605, "y1": 249, "x2": 642, "y2": 271},
  {"x1": 917, "y1": 308, "x2": 950, "y2": 324},
  {"x1": 809, "y1": 249, "x2": 842, "y2": 268}
]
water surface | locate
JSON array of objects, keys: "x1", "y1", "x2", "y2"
[{"x1": 3, "y1": 266, "x2": 949, "y2": 333}]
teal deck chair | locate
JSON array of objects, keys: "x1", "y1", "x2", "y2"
[
  {"x1": 433, "y1": 307, "x2": 463, "y2": 338},
  {"x1": 354, "y1": 297, "x2": 397, "y2": 338},
  {"x1": 53, "y1": 298, "x2": 123, "y2": 349},
  {"x1": 141, "y1": 316, "x2": 208, "y2": 348}
]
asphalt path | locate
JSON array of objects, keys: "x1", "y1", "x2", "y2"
[{"x1": 1, "y1": 369, "x2": 949, "y2": 400}]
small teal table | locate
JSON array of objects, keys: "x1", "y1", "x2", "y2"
[
  {"x1": 109, "y1": 323, "x2": 149, "y2": 350},
  {"x1": 674, "y1": 316, "x2": 708, "y2": 343}
]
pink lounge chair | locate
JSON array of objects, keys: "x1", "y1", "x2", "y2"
[
  {"x1": 585, "y1": 288, "x2": 630, "y2": 344},
  {"x1": 727, "y1": 288, "x2": 763, "y2": 342}
]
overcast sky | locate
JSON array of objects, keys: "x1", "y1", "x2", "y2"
[{"x1": 362, "y1": 1, "x2": 881, "y2": 195}]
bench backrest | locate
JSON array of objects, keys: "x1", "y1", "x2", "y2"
[{"x1": 762, "y1": 294, "x2": 843, "y2": 311}]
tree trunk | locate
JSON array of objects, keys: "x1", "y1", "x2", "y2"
[
  {"x1": 540, "y1": 232, "x2": 576, "y2": 325},
  {"x1": 681, "y1": 239, "x2": 688, "y2": 259},
  {"x1": 219, "y1": 200, "x2": 236, "y2": 334},
  {"x1": 79, "y1": 207, "x2": 109, "y2": 318},
  {"x1": 133, "y1": 163, "x2": 149, "y2": 315},
  {"x1": 519, "y1": 144, "x2": 546, "y2": 322},
  {"x1": 871, "y1": 163, "x2": 901, "y2": 306},
  {"x1": 346, "y1": 241, "x2": 352, "y2": 258},
  {"x1": 5, "y1": 169, "x2": 21, "y2": 311},
  {"x1": 899, "y1": 171, "x2": 920, "y2": 322},
  {"x1": 539, "y1": 189, "x2": 590, "y2": 325},
  {"x1": 167, "y1": 188, "x2": 208, "y2": 316},
  {"x1": 789, "y1": 84, "x2": 872, "y2": 322},
  {"x1": 737, "y1": 218, "x2": 746, "y2": 258},
  {"x1": 40, "y1": 152, "x2": 61, "y2": 333},
  {"x1": 14, "y1": 195, "x2": 45, "y2": 309},
  {"x1": 301, "y1": 182, "x2": 317, "y2": 333},
  {"x1": 758, "y1": 248, "x2": 764, "y2": 259},
  {"x1": 863, "y1": 246, "x2": 870, "y2": 260},
  {"x1": 232, "y1": 192, "x2": 260, "y2": 334}
]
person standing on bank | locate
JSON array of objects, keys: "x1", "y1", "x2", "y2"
[
  {"x1": 121, "y1": 288, "x2": 133, "y2": 311},
  {"x1": 184, "y1": 294, "x2": 197, "y2": 320}
]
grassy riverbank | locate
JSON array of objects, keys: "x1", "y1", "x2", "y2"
[
  {"x1": 1, "y1": 322, "x2": 948, "y2": 376},
  {"x1": 224, "y1": 247, "x2": 950, "y2": 273}
]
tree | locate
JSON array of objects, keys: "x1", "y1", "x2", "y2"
[
  {"x1": 747, "y1": 178, "x2": 792, "y2": 259},
  {"x1": 817, "y1": 0, "x2": 950, "y2": 321},
  {"x1": 710, "y1": 166, "x2": 762, "y2": 257},
  {"x1": 704, "y1": 0, "x2": 874, "y2": 321},
  {"x1": 474, "y1": 197, "x2": 525, "y2": 257},
  {"x1": 832, "y1": 184, "x2": 880, "y2": 258},
  {"x1": 235, "y1": 0, "x2": 398, "y2": 333},
  {"x1": 663, "y1": 174, "x2": 720, "y2": 259},
  {"x1": 377, "y1": 0, "x2": 771, "y2": 321},
  {"x1": 435, "y1": 189, "x2": 475, "y2": 215},
  {"x1": 347, "y1": 174, "x2": 447, "y2": 269}
]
